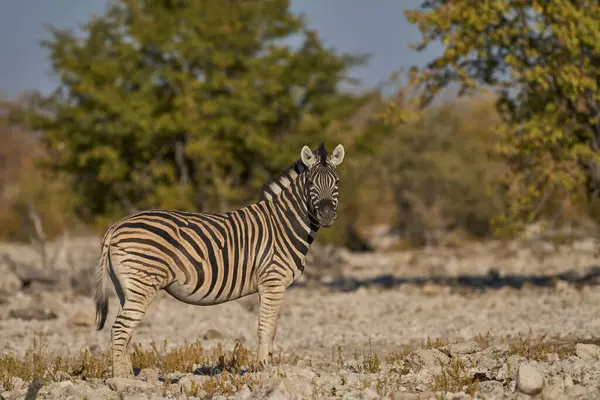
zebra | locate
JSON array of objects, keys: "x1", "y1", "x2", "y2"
[{"x1": 94, "y1": 142, "x2": 345, "y2": 377}]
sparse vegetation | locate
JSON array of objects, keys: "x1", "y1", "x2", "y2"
[
  {"x1": 432, "y1": 357, "x2": 478, "y2": 395},
  {"x1": 0, "y1": 331, "x2": 258, "y2": 396},
  {"x1": 508, "y1": 333, "x2": 576, "y2": 361},
  {"x1": 0, "y1": 332, "x2": 109, "y2": 388}
]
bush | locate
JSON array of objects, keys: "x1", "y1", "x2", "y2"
[{"x1": 384, "y1": 94, "x2": 509, "y2": 246}]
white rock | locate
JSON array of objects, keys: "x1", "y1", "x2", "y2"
[
  {"x1": 122, "y1": 395, "x2": 151, "y2": 400},
  {"x1": 235, "y1": 384, "x2": 252, "y2": 399},
  {"x1": 516, "y1": 363, "x2": 544, "y2": 395},
  {"x1": 252, "y1": 378, "x2": 298, "y2": 400},
  {"x1": 405, "y1": 348, "x2": 450, "y2": 374},
  {"x1": 178, "y1": 375, "x2": 205, "y2": 395},
  {"x1": 450, "y1": 341, "x2": 480, "y2": 355},
  {"x1": 0, "y1": 264, "x2": 21, "y2": 295},
  {"x1": 575, "y1": 343, "x2": 600, "y2": 361},
  {"x1": 361, "y1": 387, "x2": 379, "y2": 400},
  {"x1": 137, "y1": 368, "x2": 160, "y2": 382},
  {"x1": 342, "y1": 392, "x2": 362, "y2": 400},
  {"x1": 540, "y1": 376, "x2": 566, "y2": 400},
  {"x1": 105, "y1": 377, "x2": 154, "y2": 392},
  {"x1": 477, "y1": 381, "x2": 504, "y2": 398}
]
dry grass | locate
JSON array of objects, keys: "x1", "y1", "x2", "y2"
[
  {"x1": 1, "y1": 332, "x2": 586, "y2": 398},
  {"x1": 0, "y1": 331, "x2": 257, "y2": 395},
  {"x1": 507, "y1": 333, "x2": 576, "y2": 361},
  {"x1": 0, "y1": 332, "x2": 109, "y2": 390},
  {"x1": 432, "y1": 357, "x2": 479, "y2": 395}
]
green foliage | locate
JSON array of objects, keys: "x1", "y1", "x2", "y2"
[
  {"x1": 403, "y1": 0, "x2": 600, "y2": 234},
  {"x1": 384, "y1": 95, "x2": 508, "y2": 245},
  {"x1": 24, "y1": 0, "x2": 367, "y2": 227}
]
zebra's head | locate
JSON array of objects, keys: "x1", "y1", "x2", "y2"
[{"x1": 299, "y1": 143, "x2": 345, "y2": 227}]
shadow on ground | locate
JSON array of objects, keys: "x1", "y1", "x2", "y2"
[{"x1": 300, "y1": 266, "x2": 600, "y2": 293}]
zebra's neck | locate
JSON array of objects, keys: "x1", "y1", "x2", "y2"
[
  {"x1": 259, "y1": 160, "x2": 320, "y2": 254},
  {"x1": 259, "y1": 160, "x2": 305, "y2": 202}
]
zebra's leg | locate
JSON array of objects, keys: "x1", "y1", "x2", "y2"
[
  {"x1": 256, "y1": 281, "x2": 286, "y2": 368},
  {"x1": 110, "y1": 270, "x2": 161, "y2": 378},
  {"x1": 112, "y1": 292, "x2": 158, "y2": 377}
]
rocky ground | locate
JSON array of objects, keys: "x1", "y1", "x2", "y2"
[{"x1": 2, "y1": 228, "x2": 600, "y2": 399}]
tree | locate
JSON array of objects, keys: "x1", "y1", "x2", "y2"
[
  {"x1": 402, "y1": 0, "x2": 600, "y2": 233},
  {"x1": 25, "y1": 0, "x2": 366, "y2": 227}
]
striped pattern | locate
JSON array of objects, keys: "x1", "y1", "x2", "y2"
[{"x1": 94, "y1": 143, "x2": 345, "y2": 377}]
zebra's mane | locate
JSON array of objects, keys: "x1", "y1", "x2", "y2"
[{"x1": 259, "y1": 159, "x2": 307, "y2": 202}]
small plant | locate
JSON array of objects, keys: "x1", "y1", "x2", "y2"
[
  {"x1": 508, "y1": 333, "x2": 575, "y2": 361},
  {"x1": 361, "y1": 341, "x2": 381, "y2": 373},
  {"x1": 433, "y1": 357, "x2": 477, "y2": 394},
  {"x1": 385, "y1": 345, "x2": 413, "y2": 364},
  {"x1": 506, "y1": 359, "x2": 512, "y2": 387},
  {"x1": 186, "y1": 378, "x2": 201, "y2": 396},
  {"x1": 131, "y1": 339, "x2": 208, "y2": 372},
  {"x1": 202, "y1": 371, "x2": 260, "y2": 396},
  {"x1": 475, "y1": 332, "x2": 492, "y2": 350},
  {"x1": 424, "y1": 337, "x2": 448, "y2": 350}
]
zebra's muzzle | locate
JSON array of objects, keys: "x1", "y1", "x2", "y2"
[{"x1": 317, "y1": 200, "x2": 337, "y2": 227}]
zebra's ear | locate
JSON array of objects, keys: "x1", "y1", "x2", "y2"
[
  {"x1": 300, "y1": 145, "x2": 317, "y2": 167},
  {"x1": 329, "y1": 144, "x2": 345, "y2": 167}
]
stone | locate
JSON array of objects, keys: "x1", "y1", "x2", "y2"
[
  {"x1": 137, "y1": 368, "x2": 160, "y2": 382},
  {"x1": 405, "y1": 348, "x2": 450, "y2": 374},
  {"x1": 477, "y1": 381, "x2": 504, "y2": 398},
  {"x1": 277, "y1": 365, "x2": 316, "y2": 382},
  {"x1": 391, "y1": 393, "x2": 420, "y2": 400},
  {"x1": 67, "y1": 311, "x2": 93, "y2": 328},
  {"x1": 178, "y1": 375, "x2": 205, "y2": 396},
  {"x1": 105, "y1": 377, "x2": 154, "y2": 393},
  {"x1": 450, "y1": 341, "x2": 480, "y2": 355},
  {"x1": 567, "y1": 384, "x2": 588, "y2": 398},
  {"x1": 284, "y1": 378, "x2": 313, "y2": 398},
  {"x1": 203, "y1": 329, "x2": 225, "y2": 340},
  {"x1": 252, "y1": 378, "x2": 296, "y2": 400},
  {"x1": 0, "y1": 267, "x2": 21, "y2": 295},
  {"x1": 541, "y1": 377, "x2": 566, "y2": 400},
  {"x1": 361, "y1": 387, "x2": 379, "y2": 400},
  {"x1": 122, "y1": 395, "x2": 151, "y2": 400},
  {"x1": 234, "y1": 384, "x2": 252, "y2": 399},
  {"x1": 8, "y1": 307, "x2": 57, "y2": 321},
  {"x1": 4, "y1": 377, "x2": 25, "y2": 392},
  {"x1": 516, "y1": 363, "x2": 545, "y2": 395},
  {"x1": 575, "y1": 343, "x2": 600, "y2": 361}
]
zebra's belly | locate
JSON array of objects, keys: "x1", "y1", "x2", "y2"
[{"x1": 164, "y1": 279, "x2": 257, "y2": 306}]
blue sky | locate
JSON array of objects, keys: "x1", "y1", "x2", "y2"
[{"x1": 0, "y1": 0, "x2": 443, "y2": 99}]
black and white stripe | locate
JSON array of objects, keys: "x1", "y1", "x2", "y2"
[{"x1": 94, "y1": 142, "x2": 345, "y2": 377}]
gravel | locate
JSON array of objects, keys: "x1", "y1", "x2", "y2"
[{"x1": 1, "y1": 233, "x2": 600, "y2": 399}]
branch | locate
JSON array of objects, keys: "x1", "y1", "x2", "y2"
[{"x1": 27, "y1": 201, "x2": 48, "y2": 270}]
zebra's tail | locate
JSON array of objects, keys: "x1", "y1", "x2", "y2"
[{"x1": 94, "y1": 224, "x2": 116, "y2": 331}]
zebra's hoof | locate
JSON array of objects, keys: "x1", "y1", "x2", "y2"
[{"x1": 251, "y1": 360, "x2": 268, "y2": 372}]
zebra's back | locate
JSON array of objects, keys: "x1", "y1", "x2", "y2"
[{"x1": 107, "y1": 205, "x2": 275, "y2": 305}]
